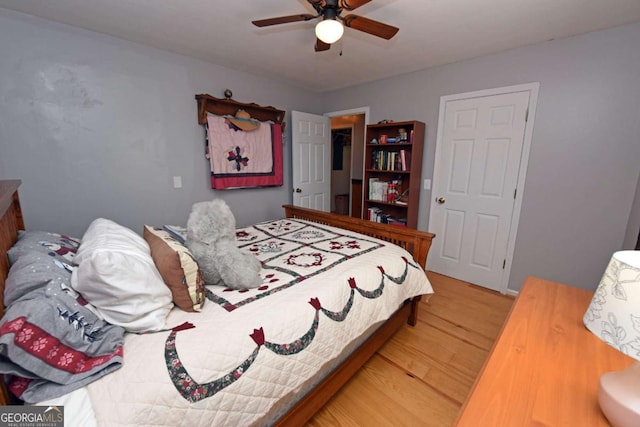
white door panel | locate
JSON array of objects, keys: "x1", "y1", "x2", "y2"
[
  {"x1": 442, "y1": 209, "x2": 465, "y2": 260},
  {"x1": 429, "y1": 87, "x2": 536, "y2": 292},
  {"x1": 292, "y1": 111, "x2": 330, "y2": 211}
]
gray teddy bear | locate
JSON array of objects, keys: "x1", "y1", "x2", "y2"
[{"x1": 186, "y1": 199, "x2": 262, "y2": 290}]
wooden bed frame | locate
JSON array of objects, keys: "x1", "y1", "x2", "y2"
[
  {"x1": 0, "y1": 180, "x2": 24, "y2": 405},
  {"x1": 0, "y1": 180, "x2": 435, "y2": 425}
]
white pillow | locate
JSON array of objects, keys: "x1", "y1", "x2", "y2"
[{"x1": 71, "y1": 218, "x2": 173, "y2": 332}]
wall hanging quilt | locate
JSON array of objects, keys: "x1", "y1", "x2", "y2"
[{"x1": 206, "y1": 114, "x2": 283, "y2": 190}]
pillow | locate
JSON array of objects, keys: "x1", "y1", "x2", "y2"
[
  {"x1": 71, "y1": 218, "x2": 173, "y2": 333},
  {"x1": 4, "y1": 251, "x2": 74, "y2": 307},
  {"x1": 7, "y1": 230, "x2": 80, "y2": 266},
  {"x1": 143, "y1": 226, "x2": 205, "y2": 312}
]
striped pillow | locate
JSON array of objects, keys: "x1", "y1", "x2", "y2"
[{"x1": 143, "y1": 225, "x2": 205, "y2": 312}]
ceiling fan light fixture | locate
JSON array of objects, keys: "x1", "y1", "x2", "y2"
[{"x1": 315, "y1": 18, "x2": 344, "y2": 44}]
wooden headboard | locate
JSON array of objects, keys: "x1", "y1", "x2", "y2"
[
  {"x1": 0, "y1": 179, "x2": 24, "y2": 405},
  {"x1": 0, "y1": 180, "x2": 24, "y2": 310}
]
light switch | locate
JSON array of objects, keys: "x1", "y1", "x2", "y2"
[
  {"x1": 423, "y1": 179, "x2": 431, "y2": 190},
  {"x1": 173, "y1": 176, "x2": 182, "y2": 188}
]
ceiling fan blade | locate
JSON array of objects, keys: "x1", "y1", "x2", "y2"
[
  {"x1": 339, "y1": 0, "x2": 372, "y2": 11},
  {"x1": 252, "y1": 14, "x2": 315, "y2": 27},
  {"x1": 342, "y1": 14, "x2": 399, "y2": 40},
  {"x1": 315, "y1": 38, "x2": 331, "y2": 52},
  {"x1": 306, "y1": 0, "x2": 326, "y2": 14}
]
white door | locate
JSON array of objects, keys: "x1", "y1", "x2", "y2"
[
  {"x1": 428, "y1": 84, "x2": 538, "y2": 292},
  {"x1": 292, "y1": 111, "x2": 331, "y2": 211}
]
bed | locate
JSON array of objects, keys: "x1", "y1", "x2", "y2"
[{"x1": 0, "y1": 179, "x2": 435, "y2": 426}]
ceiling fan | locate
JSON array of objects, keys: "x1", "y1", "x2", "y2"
[{"x1": 252, "y1": 0, "x2": 399, "y2": 52}]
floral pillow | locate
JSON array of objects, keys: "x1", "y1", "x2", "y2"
[{"x1": 143, "y1": 225, "x2": 205, "y2": 312}]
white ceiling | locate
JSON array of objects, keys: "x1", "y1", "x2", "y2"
[{"x1": 1, "y1": 0, "x2": 640, "y2": 92}]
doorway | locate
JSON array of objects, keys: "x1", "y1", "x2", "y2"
[
  {"x1": 331, "y1": 127, "x2": 352, "y2": 214},
  {"x1": 326, "y1": 107, "x2": 369, "y2": 218},
  {"x1": 427, "y1": 83, "x2": 539, "y2": 293}
]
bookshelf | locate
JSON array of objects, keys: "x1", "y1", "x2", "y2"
[{"x1": 363, "y1": 121, "x2": 425, "y2": 228}]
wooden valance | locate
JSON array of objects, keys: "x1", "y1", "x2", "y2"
[{"x1": 195, "y1": 94, "x2": 286, "y2": 130}]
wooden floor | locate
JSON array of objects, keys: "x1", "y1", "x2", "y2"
[{"x1": 306, "y1": 271, "x2": 515, "y2": 427}]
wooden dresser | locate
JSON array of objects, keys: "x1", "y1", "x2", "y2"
[{"x1": 455, "y1": 276, "x2": 635, "y2": 426}]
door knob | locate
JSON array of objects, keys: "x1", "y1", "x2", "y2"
[
  {"x1": 436, "y1": 197, "x2": 446, "y2": 204},
  {"x1": 295, "y1": 188, "x2": 302, "y2": 193}
]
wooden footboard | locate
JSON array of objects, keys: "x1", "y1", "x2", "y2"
[
  {"x1": 277, "y1": 205, "x2": 435, "y2": 426},
  {"x1": 283, "y1": 205, "x2": 435, "y2": 268}
]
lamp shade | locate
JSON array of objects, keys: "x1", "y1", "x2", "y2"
[
  {"x1": 584, "y1": 250, "x2": 640, "y2": 360},
  {"x1": 315, "y1": 19, "x2": 344, "y2": 44},
  {"x1": 585, "y1": 251, "x2": 640, "y2": 427}
]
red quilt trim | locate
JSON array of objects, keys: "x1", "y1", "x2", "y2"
[{"x1": 0, "y1": 317, "x2": 123, "y2": 374}]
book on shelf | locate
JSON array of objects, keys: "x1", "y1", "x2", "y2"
[
  {"x1": 367, "y1": 207, "x2": 382, "y2": 222},
  {"x1": 368, "y1": 179, "x2": 405, "y2": 204},
  {"x1": 368, "y1": 178, "x2": 379, "y2": 200},
  {"x1": 369, "y1": 210, "x2": 391, "y2": 224},
  {"x1": 367, "y1": 207, "x2": 406, "y2": 226},
  {"x1": 371, "y1": 150, "x2": 405, "y2": 171},
  {"x1": 400, "y1": 149, "x2": 411, "y2": 171},
  {"x1": 372, "y1": 181, "x2": 388, "y2": 201},
  {"x1": 387, "y1": 217, "x2": 407, "y2": 227}
]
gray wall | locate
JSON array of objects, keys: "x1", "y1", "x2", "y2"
[
  {"x1": 0, "y1": 9, "x2": 319, "y2": 237},
  {"x1": 322, "y1": 22, "x2": 640, "y2": 292},
  {"x1": 1, "y1": 8, "x2": 639, "y2": 293},
  {"x1": 624, "y1": 170, "x2": 640, "y2": 250}
]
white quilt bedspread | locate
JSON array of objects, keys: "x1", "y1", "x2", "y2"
[{"x1": 82, "y1": 219, "x2": 433, "y2": 426}]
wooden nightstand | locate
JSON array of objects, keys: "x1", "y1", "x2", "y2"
[{"x1": 455, "y1": 276, "x2": 635, "y2": 426}]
